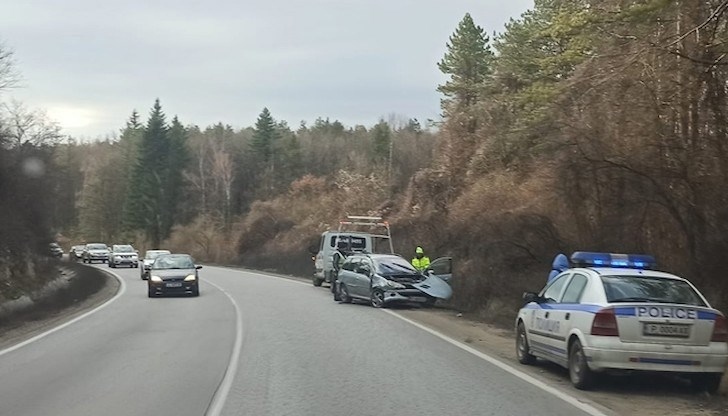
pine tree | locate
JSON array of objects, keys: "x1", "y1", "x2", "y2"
[
  {"x1": 124, "y1": 99, "x2": 170, "y2": 247},
  {"x1": 250, "y1": 107, "x2": 278, "y2": 165},
  {"x1": 437, "y1": 13, "x2": 494, "y2": 112},
  {"x1": 372, "y1": 120, "x2": 392, "y2": 162},
  {"x1": 164, "y1": 116, "x2": 189, "y2": 230}
]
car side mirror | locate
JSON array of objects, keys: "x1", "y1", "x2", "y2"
[
  {"x1": 522, "y1": 292, "x2": 540, "y2": 304},
  {"x1": 307, "y1": 245, "x2": 318, "y2": 255},
  {"x1": 195, "y1": 265, "x2": 202, "y2": 269}
]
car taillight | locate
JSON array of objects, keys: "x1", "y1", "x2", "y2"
[
  {"x1": 711, "y1": 314, "x2": 728, "y2": 342},
  {"x1": 591, "y1": 308, "x2": 619, "y2": 336}
]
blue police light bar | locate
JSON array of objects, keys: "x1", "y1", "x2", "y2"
[{"x1": 570, "y1": 252, "x2": 657, "y2": 269}]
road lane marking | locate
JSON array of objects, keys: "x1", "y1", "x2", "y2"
[
  {"x1": 0, "y1": 267, "x2": 126, "y2": 357},
  {"x1": 204, "y1": 279, "x2": 244, "y2": 416},
  {"x1": 382, "y1": 310, "x2": 612, "y2": 416}
]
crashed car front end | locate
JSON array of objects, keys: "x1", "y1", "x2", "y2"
[{"x1": 373, "y1": 273, "x2": 452, "y2": 305}]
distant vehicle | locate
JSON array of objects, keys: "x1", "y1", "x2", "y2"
[
  {"x1": 108, "y1": 244, "x2": 138, "y2": 268},
  {"x1": 310, "y1": 215, "x2": 394, "y2": 287},
  {"x1": 82, "y1": 243, "x2": 109, "y2": 263},
  {"x1": 335, "y1": 253, "x2": 452, "y2": 308},
  {"x1": 146, "y1": 254, "x2": 201, "y2": 297},
  {"x1": 49, "y1": 243, "x2": 63, "y2": 258},
  {"x1": 70, "y1": 245, "x2": 86, "y2": 261},
  {"x1": 140, "y1": 249, "x2": 171, "y2": 280},
  {"x1": 516, "y1": 252, "x2": 728, "y2": 392}
]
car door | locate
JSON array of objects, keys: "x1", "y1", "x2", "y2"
[
  {"x1": 340, "y1": 257, "x2": 361, "y2": 297},
  {"x1": 426, "y1": 257, "x2": 452, "y2": 282},
  {"x1": 354, "y1": 259, "x2": 375, "y2": 299},
  {"x1": 528, "y1": 273, "x2": 571, "y2": 364}
]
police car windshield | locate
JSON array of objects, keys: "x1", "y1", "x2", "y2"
[{"x1": 602, "y1": 275, "x2": 706, "y2": 306}]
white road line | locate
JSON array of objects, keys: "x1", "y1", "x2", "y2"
[
  {"x1": 382, "y1": 309, "x2": 612, "y2": 416},
  {"x1": 0, "y1": 267, "x2": 126, "y2": 357},
  {"x1": 204, "y1": 278, "x2": 244, "y2": 416}
]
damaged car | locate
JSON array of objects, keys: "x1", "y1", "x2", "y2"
[{"x1": 336, "y1": 253, "x2": 452, "y2": 308}]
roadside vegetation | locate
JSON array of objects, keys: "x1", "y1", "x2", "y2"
[{"x1": 3, "y1": 1, "x2": 728, "y2": 324}]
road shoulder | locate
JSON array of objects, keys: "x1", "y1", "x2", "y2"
[{"x1": 0, "y1": 264, "x2": 119, "y2": 350}]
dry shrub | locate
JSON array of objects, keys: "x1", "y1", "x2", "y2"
[
  {"x1": 236, "y1": 172, "x2": 390, "y2": 275},
  {"x1": 164, "y1": 215, "x2": 239, "y2": 263}
]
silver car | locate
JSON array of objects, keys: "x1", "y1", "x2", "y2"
[
  {"x1": 140, "y1": 249, "x2": 171, "y2": 280},
  {"x1": 336, "y1": 253, "x2": 452, "y2": 308}
]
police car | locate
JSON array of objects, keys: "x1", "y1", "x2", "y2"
[{"x1": 516, "y1": 252, "x2": 728, "y2": 391}]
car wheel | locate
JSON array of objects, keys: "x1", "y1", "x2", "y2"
[
  {"x1": 191, "y1": 287, "x2": 200, "y2": 297},
  {"x1": 690, "y1": 373, "x2": 723, "y2": 394},
  {"x1": 339, "y1": 284, "x2": 352, "y2": 304},
  {"x1": 569, "y1": 339, "x2": 595, "y2": 390},
  {"x1": 516, "y1": 322, "x2": 536, "y2": 365},
  {"x1": 147, "y1": 287, "x2": 154, "y2": 298},
  {"x1": 313, "y1": 277, "x2": 323, "y2": 287},
  {"x1": 370, "y1": 288, "x2": 385, "y2": 308}
]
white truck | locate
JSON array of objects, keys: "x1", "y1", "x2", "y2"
[{"x1": 311, "y1": 216, "x2": 393, "y2": 287}]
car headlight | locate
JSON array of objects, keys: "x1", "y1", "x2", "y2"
[
  {"x1": 150, "y1": 275, "x2": 163, "y2": 282},
  {"x1": 382, "y1": 279, "x2": 405, "y2": 289},
  {"x1": 184, "y1": 274, "x2": 196, "y2": 281}
]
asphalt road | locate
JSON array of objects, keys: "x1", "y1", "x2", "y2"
[{"x1": 0, "y1": 265, "x2": 605, "y2": 416}]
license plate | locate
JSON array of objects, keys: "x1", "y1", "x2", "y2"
[
  {"x1": 166, "y1": 282, "x2": 183, "y2": 288},
  {"x1": 643, "y1": 323, "x2": 690, "y2": 338}
]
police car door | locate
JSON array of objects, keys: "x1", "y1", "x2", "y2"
[{"x1": 529, "y1": 273, "x2": 571, "y2": 364}]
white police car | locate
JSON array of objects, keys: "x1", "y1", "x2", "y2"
[{"x1": 516, "y1": 252, "x2": 728, "y2": 391}]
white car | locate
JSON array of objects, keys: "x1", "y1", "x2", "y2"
[
  {"x1": 516, "y1": 252, "x2": 728, "y2": 392},
  {"x1": 108, "y1": 244, "x2": 139, "y2": 268}
]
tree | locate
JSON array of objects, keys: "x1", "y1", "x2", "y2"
[
  {"x1": 250, "y1": 107, "x2": 278, "y2": 166},
  {"x1": 438, "y1": 13, "x2": 494, "y2": 115},
  {"x1": 371, "y1": 120, "x2": 392, "y2": 163},
  {"x1": 124, "y1": 99, "x2": 172, "y2": 247}
]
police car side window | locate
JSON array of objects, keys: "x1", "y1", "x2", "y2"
[
  {"x1": 561, "y1": 274, "x2": 588, "y2": 304},
  {"x1": 541, "y1": 274, "x2": 570, "y2": 303}
]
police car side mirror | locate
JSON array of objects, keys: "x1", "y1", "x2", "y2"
[{"x1": 522, "y1": 292, "x2": 540, "y2": 304}]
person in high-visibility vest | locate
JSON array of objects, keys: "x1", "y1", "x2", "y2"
[{"x1": 411, "y1": 246, "x2": 431, "y2": 272}]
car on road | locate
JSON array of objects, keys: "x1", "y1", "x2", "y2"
[
  {"x1": 140, "y1": 249, "x2": 171, "y2": 280},
  {"x1": 516, "y1": 252, "x2": 728, "y2": 392},
  {"x1": 70, "y1": 245, "x2": 86, "y2": 261},
  {"x1": 82, "y1": 243, "x2": 109, "y2": 263},
  {"x1": 146, "y1": 254, "x2": 201, "y2": 297},
  {"x1": 49, "y1": 242, "x2": 63, "y2": 258},
  {"x1": 108, "y1": 244, "x2": 139, "y2": 268},
  {"x1": 335, "y1": 253, "x2": 452, "y2": 308}
]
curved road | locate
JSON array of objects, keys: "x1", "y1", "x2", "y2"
[{"x1": 0, "y1": 265, "x2": 605, "y2": 416}]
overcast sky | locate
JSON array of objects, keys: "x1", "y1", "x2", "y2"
[{"x1": 1, "y1": 0, "x2": 532, "y2": 139}]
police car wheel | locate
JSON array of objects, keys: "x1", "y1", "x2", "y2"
[
  {"x1": 689, "y1": 373, "x2": 722, "y2": 394},
  {"x1": 568, "y1": 339, "x2": 594, "y2": 390},
  {"x1": 370, "y1": 289, "x2": 385, "y2": 308},
  {"x1": 339, "y1": 284, "x2": 352, "y2": 304},
  {"x1": 516, "y1": 322, "x2": 536, "y2": 365}
]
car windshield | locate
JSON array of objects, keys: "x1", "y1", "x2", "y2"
[
  {"x1": 87, "y1": 244, "x2": 106, "y2": 250},
  {"x1": 146, "y1": 250, "x2": 170, "y2": 259},
  {"x1": 375, "y1": 257, "x2": 418, "y2": 275},
  {"x1": 115, "y1": 246, "x2": 134, "y2": 253},
  {"x1": 153, "y1": 255, "x2": 194, "y2": 270},
  {"x1": 602, "y1": 275, "x2": 707, "y2": 306}
]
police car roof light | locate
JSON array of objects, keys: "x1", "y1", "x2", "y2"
[{"x1": 570, "y1": 252, "x2": 657, "y2": 269}]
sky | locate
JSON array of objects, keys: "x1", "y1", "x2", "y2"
[{"x1": 1, "y1": 0, "x2": 533, "y2": 139}]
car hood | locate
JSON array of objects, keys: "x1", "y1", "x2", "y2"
[
  {"x1": 411, "y1": 275, "x2": 452, "y2": 299},
  {"x1": 113, "y1": 252, "x2": 137, "y2": 256},
  {"x1": 89, "y1": 250, "x2": 108, "y2": 254},
  {"x1": 150, "y1": 269, "x2": 196, "y2": 280}
]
